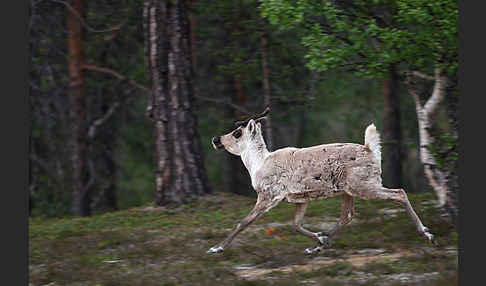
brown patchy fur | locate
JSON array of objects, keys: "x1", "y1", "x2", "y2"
[{"x1": 254, "y1": 143, "x2": 381, "y2": 203}]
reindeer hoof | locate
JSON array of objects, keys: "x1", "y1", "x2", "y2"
[
  {"x1": 305, "y1": 246, "x2": 323, "y2": 255},
  {"x1": 316, "y1": 232, "x2": 332, "y2": 247},
  {"x1": 207, "y1": 246, "x2": 224, "y2": 254},
  {"x1": 422, "y1": 227, "x2": 436, "y2": 245}
]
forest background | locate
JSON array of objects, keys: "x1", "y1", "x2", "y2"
[
  {"x1": 29, "y1": 0, "x2": 458, "y2": 219},
  {"x1": 28, "y1": 0, "x2": 459, "y2": 285}
]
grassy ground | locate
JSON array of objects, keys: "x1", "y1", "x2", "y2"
[{"x1": 29, "y1": 192, "x2": 458, "y2": 286}]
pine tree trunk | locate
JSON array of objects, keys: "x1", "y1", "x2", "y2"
[
  {"x1": 230, "y1": 75, "x2": 253, "y2": 196},
  {"x1": 144, "y1": 0, "x2": 211, "y2": 206},
  {"x1": 103, "y1": 133, "x2": 118, "y2": 211},
  {"x1": 188, "y1": 0, "x2": 198, "y2": 70},
  {"x1": 260, "y1": 26, "x2": 273, "y2": 151},
  {"x1": 382, "y1": 69, "x2": 402, "y2": 189},
  {"x1": 221, "y1": 99, "x2": 239, "y2": 194},
  {"x1": 214, "y1": 14, "x2": 252, "y2": 196},
  {"x1": 443, "y1": 74, "x2": 459, "y2": 222},
  {"x1": 67, "y1": 0, "x2": 90, "y2": 216}
]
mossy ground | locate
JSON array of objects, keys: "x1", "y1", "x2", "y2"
[{"x1": 29, "y1": 192, "x2": 458, "y2": 285}]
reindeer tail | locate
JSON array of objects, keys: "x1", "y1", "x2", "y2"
[{"x1": 364, "y1": 123, "x2": 381, "y2": 166}]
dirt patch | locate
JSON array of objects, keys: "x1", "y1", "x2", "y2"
[{"x1": 235, "y1": 249, "x2": 415, "y2": 279}]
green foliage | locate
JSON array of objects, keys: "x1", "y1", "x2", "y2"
[{"x1": 260, "y1": 0, "x2": 458, "y2": 77}]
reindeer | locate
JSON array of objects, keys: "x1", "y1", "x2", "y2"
[{"x1": 207, "y1": 107, "x2": 435, "y2": 254}]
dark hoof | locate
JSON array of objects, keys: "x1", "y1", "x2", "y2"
[
  {"x1": 305, "y1": 245, "x2": 324, "y2": 255},
  {"x1": 422, "y1": 227, "x2": 436, "y2": 246},
  {"x1": 427, "y1": 233, "x2": 437, "y2": 246},
  {"x1": 207, "y1": 246, "x2": 224, "y2": 254},
  {"x1": 316, "y1": 232, "x2": 332, "y2": 247},
  {"x1": 316, "y1": 231, "x2": 329, "y2": 237}
]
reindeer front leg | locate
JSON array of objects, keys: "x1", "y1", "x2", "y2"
[{"x1": 207, "y1": 194, "x2": 277, "y2": 254}]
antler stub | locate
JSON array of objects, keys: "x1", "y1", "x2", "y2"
[{"x1": 234, "y1": 106, "x2": 270, "y2": 127}]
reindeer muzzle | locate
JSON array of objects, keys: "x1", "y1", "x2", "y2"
[{"x1": 212, "y1": 136, "x2": 224, "y2": 150}]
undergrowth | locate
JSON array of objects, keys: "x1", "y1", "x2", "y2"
[{"x1": 29, "y1": 191, "x2": 457, "y2": 286}]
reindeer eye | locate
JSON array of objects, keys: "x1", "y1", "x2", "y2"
[{"x1": 232, "y1": 129, "x2": 242, "y2": 139}]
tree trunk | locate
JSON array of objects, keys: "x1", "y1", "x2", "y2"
[
  {"x1": 221, "y1": 99, "x2": 239, "y2": 194},
  {"x1": 406, "y1": 67, "x2": 456, "y2": 220},
  {"x1": 144, "y1": 0, "x2": 211, "y2": 206},
  {"x1": 230, "y1": 75, "x2": 253, "y2": 196},
  {"x1": 219, "y1": 72, "x2": 253, "y2": 196},
  {"x1": 219, "y1": 8, "x2": 253, "y2": 197},
  {"x1": 188, "y1": 0, "x2": 197, "y2": 70},
  {"x1": 260, "y1": 26, "x2": 273, "y2": 151},
  {"x1": 221, "y1": 95, "x2": 253, "y2": 197},
  {"x1": 67, "y1": 0, "x2": 90, "y2": 216},
  {"x1": 101, "y1": 125, "x2": 119, "y2": 211},
  {"x1": 382, "y1": 69, "x2": 402, "y2": 189},
  {"x1": 443, "y1": 74, "x2": 459, "y2": 222}
]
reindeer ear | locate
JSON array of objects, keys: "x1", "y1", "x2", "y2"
[
  {"x1": 247, "y1": 119, "x2": 256, "y2": 135},
  {"x1": 256, "y1": 122, "x2": 262, "y2": 133}
]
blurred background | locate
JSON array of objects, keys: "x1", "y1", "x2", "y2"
[
  {"x1": 29, "y1": 0, "x2": 458, "y2": 219},
  {"x1": 29, "y1": 1, "x2": 459, "y2": 285}
]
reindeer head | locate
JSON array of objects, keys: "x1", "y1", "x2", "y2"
[{"x1": 212, "y1": 107, "x2": 269, "y2": 156}]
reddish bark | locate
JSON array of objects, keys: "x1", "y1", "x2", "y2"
[{"x1": 67, "y1": 0, "x2": 90, "y2": 216}]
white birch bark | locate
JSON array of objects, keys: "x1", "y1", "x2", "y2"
[{"x1": 407, "y1": 67, "x2": 449, "y2": 207}]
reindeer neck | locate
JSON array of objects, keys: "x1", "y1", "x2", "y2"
[{"x1": 240, "y1": 140, "x2": 269, "y2": 182}]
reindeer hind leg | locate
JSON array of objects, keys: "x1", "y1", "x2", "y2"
[
  {"x1": 305, "y1": 193, "x2": 355, "y2": 254},
  {"x1": 356, "y1": 187, "x2": 435, "y2": 244},
  {"x1": 292, "y1": 202, "x2": 330, "y2": 254},
  {"x1": 293, "y1": 202, "x2": 314, "y2": 239}
]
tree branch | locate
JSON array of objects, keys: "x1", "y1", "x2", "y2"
[
  {"x1": 82, "y1": 64, "x2": 151, "y2": 94},
  {"x1": 405, "y1": 72, "x2": 426, "y2": 122},
  {"x1": 423, "y1": 67, "x2": 447, "y2": 118},
  {"x1": 88, "y1": 101, "x2": 121, "y2": 139},
  {"x1": 194, "y1": 95, "x2": 251, "y2": 115},
  {"x1": 411, "y1": 71, "x2": 434, "y2": 81},
  {"x1": 83, "y1": 65, "x2": 251, "y2": 116},
  {"x1": 50, "y1": 0, "x2": 124, "y2": 33}
]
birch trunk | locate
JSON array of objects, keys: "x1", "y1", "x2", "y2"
[{"x1": 407, "y1": 67, "x2": 452, "y2": 216}]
